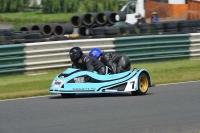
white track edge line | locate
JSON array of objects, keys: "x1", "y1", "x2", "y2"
[
  {"x1": 0, "y1": 94, "x2": 59, "y2": 102},
  {"x1": 155, "y1": 80, "x2": 200, "y2": 86}
]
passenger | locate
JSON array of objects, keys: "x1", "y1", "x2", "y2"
[
  {"x1": 69, "y1": 47, "x2": 106, "y2": 75},
  {"x1": 89, "y1": 48, "x2": 131, "y2": 74},
  {"x1": 151, "y1": 12, "x2": 160, "y2": 23},
  {"x1": 135, "y1": 13, "x2": 146, "y2": 25}
]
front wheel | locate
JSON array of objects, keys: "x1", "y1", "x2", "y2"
[{"x1": 131, "y1": 72, "x2": 149, "y2": 95}]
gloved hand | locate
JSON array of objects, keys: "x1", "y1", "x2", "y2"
[{"x1": 116, "y1": 66, "x2": 125, "y2": 73}]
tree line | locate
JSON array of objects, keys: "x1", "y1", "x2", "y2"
[
  {"x1": 0, "y1": 0, "x2": 30, "y2": 12},
  {"x1": 0, "y1": 0, "x2": 126, "y2": 13}
]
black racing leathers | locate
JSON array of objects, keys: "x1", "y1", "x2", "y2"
[
  {"x1": 72, "y1": 54, "x2": 106, "y2": 75},
  {"x1": 100, "y1": 52, "x2": 130, "y2": 74}
]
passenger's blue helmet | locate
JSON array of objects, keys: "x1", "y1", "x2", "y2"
[{"x1": 88, "y1": 48, "x2": 102, "y2": 59}]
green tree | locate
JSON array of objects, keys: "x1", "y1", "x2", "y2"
[
  {"x1": 52, "y1": 0, "x2": 61, "y2": 13},
  {"x1": 0, "y1": 0, "x2": 30, "y2": 12},
  {"x1": 41, "y1": 0, "x2": 125, "y2": 14}
]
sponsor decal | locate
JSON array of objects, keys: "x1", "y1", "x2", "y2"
[
  {"x1": 53, "y1": 80, "x2": 64, "y2": 87},
  {"x1": 72, "y1": 88, "x2": 96, "y2": 90}
]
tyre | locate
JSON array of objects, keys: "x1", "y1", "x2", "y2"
[
  {"x1": 78, "y1": 26, "x2": 90, "y2": 36},
  {"x1": 192, "y1": 27, "x2": 200, "y2": 32},
  {"x1": 164, "y1": 21, "x2": 179, "y2": 29},
  {"x1": 19, "y1": 26, "x2": 32, "y2": 31},
  {"x1": 179, "y1": 27, "x2": 193, "y2": 33},
  {"x1": 195, "y1": 19, "x2": 200, "y2": 27},
  {"x1": 25, "y1": 33, "x2": 41, "y2": 39},
  {"x1": 11, "y1": 31, "x2": 27, "y2": 39},
  {"x1": 61, "y1": 93, "x2": 76, "y2": 98},
  {"x1": 151, "y1": 23, "x2": 164, "y2": 30},
  {"x1": 83, "y1": 12, "x2": 97, "y2": 26},
  {"x1": 137, "y1": 24, "x2": 149, "y2": 31},
  {"x1": 3, "y1": 36, "x2": 12, "y2": 40},
  {"x1": 54, "y1": 23, "x2": 73, "y2": 35},
  {"x1": 70, "y1": 15, "x2": 84, "y2": 28},
  {"x1": 41, "y1": 35, "x2": 51, "y2": 38},
  {"x1": 92, "y1": 27, "x2": 105, "y2": 36},
  {"x1": 131, "y1": 72, "x2": 149, "y2": 95},
  {"x1": 116, "y1": 11, "x2": 126, "y2": 22},
  {"x1": 31, "y1": 24, "x2": 44, "y2": 33},
  {"x1": 89, "y1": 24, "x2": 101, "y2": 35},
  {"x1": 0, "y1": 29, "x2": 14, "y2": 36},
  {"x1": 127, "y1": 24, "x2": 135, "y2": 34},
  {"x1": 41, "y1": 23, "x2": 57, "y2": 35},
  {"x1": 105, "y1": 26, "x2": 120, "y2": 35},
  {"x1": 119, "y1": 25, "x2": 128, "y2": 34},
  {"x1": 179, "y1": 20, "x2": 197, "y2": 28},
  {"x1": 96, "y1": 12, "x2": 107, "y2": 25}
]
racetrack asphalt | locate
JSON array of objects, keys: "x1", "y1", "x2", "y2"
[{"x1": 0, "y1": 81, "x2": 200, "y2": 133}]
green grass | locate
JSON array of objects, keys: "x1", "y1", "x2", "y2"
[
  {"x1": 0, "y1": 11, "x2": 76, "y2": 23},
  {"x1": 0, "y1": 11, "x2": 77, "y2": 30},
  {"x1": 0, "y1": 59, "x2": 200, "y2": 100}
]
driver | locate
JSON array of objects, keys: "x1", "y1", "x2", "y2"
[
  {"x1": 69, "y1": 47, "x2": 106, "y2": 75},
  {"x1": 89, "y1": 48, "x2": 131, "y2": 74}
]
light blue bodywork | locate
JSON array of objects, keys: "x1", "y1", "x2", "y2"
[{"x1": 49, "y1": 68, "x2": 152, "y2": 94}]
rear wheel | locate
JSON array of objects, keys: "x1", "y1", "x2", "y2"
[
  {"x1": 131, "y1": 73, "x2": 149, "y2": 95},
  {"x1": 61, "y1": 93, "x2": 76, "y2": 98}
]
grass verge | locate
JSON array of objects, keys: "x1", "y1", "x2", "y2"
[
  {"x1": 0, "y1": 11, "x2": 76, "y2": 23},
  {"x1": 0, "y1": 11, "x2": 77, "y2": 30},
  {"x1": 0, "y1": 59, "x2": 200, "y2": 100}
]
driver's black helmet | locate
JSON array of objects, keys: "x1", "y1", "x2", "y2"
[{"x1": 69, "y1": 47, "x2": 83, "y2": 61}]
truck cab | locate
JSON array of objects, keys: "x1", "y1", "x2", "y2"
[{"x1": 120, "y1": 0, "x2": 145, "y2": 24}]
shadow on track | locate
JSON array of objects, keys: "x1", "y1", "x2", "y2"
[{"x1": 48, "y1": 92, "x2": 153, "y2": 99}]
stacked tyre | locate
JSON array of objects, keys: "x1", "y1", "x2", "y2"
[
  {"x1": 178, "y1": 20, "x2": 200, "y2": 33},
  {"x1": 163, "y1": 21, "x2": 179, "y2": 33},
  {"x1": 0, "y1": 29, "x2": 14, "y2": 45},
  {"x1": 137, "y1": 24, "x2": 150, "y2": 33},
  {"x1": 151, "y1": 23, "x2": 164, "y2": 33},
  {"x1": 20, "y1": 23, "x2": 73, "y2": 39},
  {"x1": 70, "y1": 11, "x2": 126, "y2": 36}
]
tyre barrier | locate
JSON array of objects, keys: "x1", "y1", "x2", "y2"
[
  {"x1": 53, "y1": 23, "x2": 73, "y2": 35},
  {"x1": 86, "y1": 11, "x2": 118, "y2": 26},
  {"x1": 137, "y1": 24, "x2": 150, "y2": 32},
  {"x1": 151, "y1": 23, "x2": 164, "y2": 30},
  {"x1": 103, "y1": 11, "x2": 117, "y2": 25},
  {"x1": 2, "y1": 18, "x2": 200, "y2": 46},
  {"x1": 31, "y1": 24, "x2": 44, "y2": 32},
  {"x1": 0, "y1": 29, "x2": 14, "y2": 36},
  {"x1": 19, "y1": 26, "x2": 32, "y2": 31},
  {"x1": 179, "y1": 20, "x2": 197, "y2": 28},
  {"x1": 164, "y1": 21, "x2": 179, "y2": 29},
  {"x1": 92, "y1": 27, "x2": 105, "y2": 36},
  {"x1": 11, "y1": 31, "x2": 27, "y2": 39},
  {"x1": 105, "y1": 26, "x2": 120, "y2": 35},
  {"x1": 96, "y1": 12, "x2": 108, "y2": 25},
  {"x1": 3, "y1": 36, "x2": 12, "y2": 41},
  {"x1": 115, "y1": 11, "x2": 126, "y2": 22},
  {"x1": 127, "y1": 24, "x2": 135, "y2": 34},
  {"x1": 70, "y1": 15, "x2": 84, "y2": 28},
  {"x1": 78, "y1": 25, "x2": 90, "y2": 36},
  {"x1": 90, "y1": 24, "x2": 101, "y2": 36},
  {"x1": 119, "y1": 25, "x2": 128, "y2": 34},
  {"x1": 83, "y1": 12, "x2": 97, "y2": 26},
  {"x1": 41, "y1": 23, "x2": 57, "y2": 36},
  {"x1": 25, "y1": 33, "x2": 41, "y2": 39}
]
